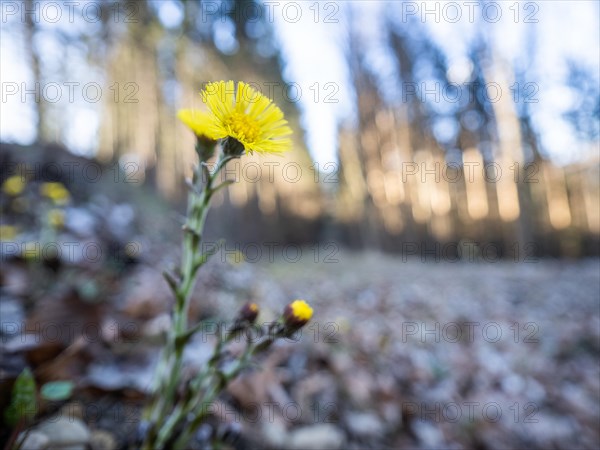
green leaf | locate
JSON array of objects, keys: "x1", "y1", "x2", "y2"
[
  {"x1": 78, "y1": 279, "x2": 99, "y2": 302},
  {"x1": 40, "y1": 381, "x2": 74, "y2": 401},
  {"x1": 4, "y1": 368, "x2": 37, "y2": 426},
  {"x1": 211, "y1": 179, "x2": 235, "y2": 194},
  {"x1": 193, "y1": 238, "x2": 224, "y2": 269}
]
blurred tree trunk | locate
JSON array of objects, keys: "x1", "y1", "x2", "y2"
[{"x1": 23, "y1": 0, "x2": 50, "y2": 142}]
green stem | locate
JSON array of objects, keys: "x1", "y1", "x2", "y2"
[
  {"x1": 161, "y1": 322, "x2": 288, "y2": 449},
  {"x1": 142, "y1": 153, "x2": 235, "y2": 450},
  {"x1": 172, "y1": 343, "x2": 253, "y2": 449}
]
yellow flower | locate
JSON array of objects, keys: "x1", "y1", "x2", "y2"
[
  {"x1": 177, "y1": 109, "x2": 215, "y2": 139},
  {"x1": 2, "y1": 175, "x2": 26, "y2": 196},
  {"x1": 284, "y1": 299, "x2": 313, "y2": 328},
  {"x1": 47, "y1": 209, "x2": 65, "y2": 228},
  {"x1": 40, "y1": 182, "x2": 70, "y2": 205},
  {"x1": 200, "y1": 80, "x2": 293, "y2": 155},
  {"x1": 21, "y1": 241, "x2": 41, "y2": 261},
  {"x1": 0, "y1": 225, "x2": 18, "y2": 241}
]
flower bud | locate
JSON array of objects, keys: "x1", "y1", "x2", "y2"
[
  {"x1": 238, "y1": 302, "x2": 259, "y2": 324},
  {"x1": 228, "y1": 302, "x2": 260, "y2": 337},
  {"x1": 283, "y1": 300, "x2": 313, "y2": 329}
]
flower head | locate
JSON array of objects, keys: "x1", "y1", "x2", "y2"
[
  {"x1": 229, "y1": 302, "x2": 260, "y2": 336},
  {"x1": 2, "y1": 175, "x2": 26, "y2": 196},
  {"x1": 200, "y1": 81, "x2": 293, "y2": 155},
  {"x1": 0, "y1": 225, "x2": 18, "y2": 241},
  {"x1": 283, "y1": 299, "x2": 313, "y2": 329},
  {"x1": 47, "y1": 209, "x2": 65, "y2": 228},
  {"x1": 40, "y1": 182, "x2": 70, "y2": 205},
  {"x1": 21, "y1": 241, "x2": 41, "y2": 261}
]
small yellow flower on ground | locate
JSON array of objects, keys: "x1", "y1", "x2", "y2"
[
  {"x1": 2, "y1": 175, "x2": 26, "y2": 196},
  {"x1": 40, "y1": 182, "x2": 70, "y2": 205},
  {"x1": 200, "y1": 80, "x2": 293, "y2": 155},
  {"x1": 284, "y1": 299, "x2": 314, "y2": 328},
  {"x1": 0, "y1": 225, "x2": 18, "y2": 241},
  {"x1": 22, "y1": 241, "x2": 41, "y2": 260},
  {"x1": 47, "y1": 209, "x2": 65, "y2": 228}
]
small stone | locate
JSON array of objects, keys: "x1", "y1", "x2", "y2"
[
  {"x1": 0, "y1": 298, "x2": 25, "y2": 336},
  {"x1": 90, "y1": 430, "x2": 117, "y2": 450},
  {"x1": 346, "y1": 412, "x2": 384, "y2": 437},
  {"x1": 526, "y1": 413, "x2": 576, "y2": 445},
  {"x1": 288, "y1": 424, "x2": 345, "y2": 450},
  {"x1": 142, "y1": 313, "x2": 171, "y2": 341},
  {"x1": 35, "y1": 416, "x2": 90, "y2": 450},
  {"x1": 501, "y1": 373, "x2": 525, "y2": 395},
  {"x1": 261, "y1": 420, "x2": 287, "y2": 448},
  {"x1": 412, "y1": 420, "x2": 444, "y2": 448},
  {"x1": 60, "y1": 402, "x2": 85, "y2": 419},
  {"x1": 17, "y1": 431, "x2": 49, "y2": 450}
]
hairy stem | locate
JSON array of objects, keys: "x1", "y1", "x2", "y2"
[{"x1": 142, "y1": 154, "x2": 234, "y2": 450}]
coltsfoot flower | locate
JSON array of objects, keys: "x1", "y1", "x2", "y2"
[
  {"x1": 0, "y1": 224, "x2": 18, "y2": 241},
  {"x1": 284, "y1": 299, "x2": 313, "y2": 329},
  {"x1": 47, "y1": 209, "x2": 65, "y2": 228},
  {"x1": 40, "y1": 182, "x2": 70, "y2": 205},
  {"x1": 2, "y1": 175, "x2": 26, "y2": 196},
  {"x1": 21, "y1": 242, "x2": 41, "y2": 261},
  {"x1": 200, "y1": 81, "x2": 293, "y2": 155}
]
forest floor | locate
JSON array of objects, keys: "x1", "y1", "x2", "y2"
[{"x1": 2, "y1": 248, "x2": 599, "y2": 449}]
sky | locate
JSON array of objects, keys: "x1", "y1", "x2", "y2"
[
  {"x1": 272, "y1": 0, "x2": 599, "y2": 166},
  {"x1": 1, "y1": 1, "x2": 598, "y2": 167}
]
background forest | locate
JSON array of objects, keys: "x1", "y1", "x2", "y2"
[{"x1": 3, "y1": 0, "x2": 599, "y2": 254}]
